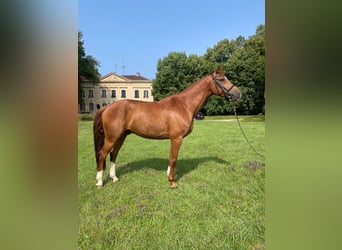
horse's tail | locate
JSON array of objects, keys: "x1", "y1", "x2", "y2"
[{"x1": 93, "y1": 107, "x2": 106, "y2": 170}]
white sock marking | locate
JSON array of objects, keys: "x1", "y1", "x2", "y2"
[
  {"x1": 96, "y1": 170, "x2": 103, "y2": 186},
  {"x1": 110, "y1": 162, "x2": 119, "y2": 182},
  {"x1": 167, "y1": 166, "x2": 170, "y2": 177}
]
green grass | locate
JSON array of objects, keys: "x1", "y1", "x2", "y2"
[
  {"x1": 78, "y1": 118, "x2": 265, "y2": 249},
  {"x1": 204, "y1": 115, "x2": 265, "y2": 122}
]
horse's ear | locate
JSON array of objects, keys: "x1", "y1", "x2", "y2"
[{"x1": 216, "y1": 66, "x2": 223, "y2": 74}]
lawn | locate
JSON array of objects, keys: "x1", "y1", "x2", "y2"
[{"x1": 78, "y1": 117, "x2": 265, "y2": 249}]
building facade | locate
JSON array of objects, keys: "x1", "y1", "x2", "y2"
[{"x1": 79, "y1": 72, "x2": 153, "y2": 113}]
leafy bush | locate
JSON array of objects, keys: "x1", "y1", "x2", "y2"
[{"x1": 79, "y1": 114, "x2": 94, "y2": 121}]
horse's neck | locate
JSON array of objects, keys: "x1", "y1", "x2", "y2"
[{"x1": 178, "y1": 76, "x2": 212, "y2": 114}]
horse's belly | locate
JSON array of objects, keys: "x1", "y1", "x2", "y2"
[
  {"x1": 129, "y1": 118, "x2": 170, "y2": 139},
  {"x1": 126, "y1": 103, "x2": 192, "y2": 139},
  {"x1": 130, "y1": 118, "x2": 193, "y2": 139}
]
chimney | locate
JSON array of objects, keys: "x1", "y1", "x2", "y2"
[{"x1": 135, "y1": 72, "x2": 140, "y2": 77}]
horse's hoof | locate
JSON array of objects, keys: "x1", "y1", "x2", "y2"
[
  {"x1": 112, "y1": 177, "x2": 119, "y2": 183},
  {"x1": 170, "y1": 182, "x2": 177, "y2": 188},
  {"x1": 96, "y1": 185, "x2": 103, "y2": 189}
]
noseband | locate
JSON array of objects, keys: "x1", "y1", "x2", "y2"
[{"x1": 212, "y1": 74, "x2": 235, "y2": 97}]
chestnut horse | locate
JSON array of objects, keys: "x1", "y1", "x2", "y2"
[{"x1": 93, "y1": 66, "x2": 241, "y2": 188}]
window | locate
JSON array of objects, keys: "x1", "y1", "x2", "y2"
[
  {"x1": 101, "y1": 89, "x2": 106, "y2": 98},
  {"x1": 80, "y1": 103, "x2": 85, "y2": 112},
  {"x1": 134, "y1": 90, "x2": 139, "y2": 98},
  {"x1": 121, "y1": 90, "x2": 126, "y2": 98},
  {"x1": 88, "y1": 89, "x2": 93, "y2": 98},
  {"x1": 102, "y1": 103, "x2": 107, "y2": 107},
  {"x1": 111, "y1": 90, "x2": 116, "y2": 98},
  {"x1": 89, "y1": 103, "x2": 94, "y2": 112},
  {"x1": 81, "y1": 90, "x2": 85, "y2": 97},
  {"x1": 143, "y1": 90, "x2": 149, "y2": 98}
]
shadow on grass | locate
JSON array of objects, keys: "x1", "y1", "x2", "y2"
[{"x1": 103, "y1": 157, "x2": 229, "y2": 186}]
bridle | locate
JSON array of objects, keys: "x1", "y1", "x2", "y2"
[
  {"x1": 212, "y1": 73, "x2": 264, "y2": 158},
  {"x1": 212, "y1": 74, "x2": 235, "y2": 98}
]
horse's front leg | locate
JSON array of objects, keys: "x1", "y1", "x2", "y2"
[{"x1": 168, "y1": 137, "x2": 183, "y2": 188}]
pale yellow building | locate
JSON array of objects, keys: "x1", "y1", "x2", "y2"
[{"x1": 79, "y1": 72, "x2": 154, "y2": 113}]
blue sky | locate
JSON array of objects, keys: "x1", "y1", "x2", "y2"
[{"x1": 79, "y1": 0, "x2": 264, "y2": 80}]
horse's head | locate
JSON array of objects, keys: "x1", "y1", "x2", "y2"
[{"x1": 211, "y1": 66, "x2": 241, "y2": 100}]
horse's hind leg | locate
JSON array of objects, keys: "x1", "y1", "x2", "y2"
[
  {"x1": 109, "y1": 134, "x2": 127, "y2": 183},
  {"x1": 96, "y1": 140, "x2": 114, "y2": 188}
]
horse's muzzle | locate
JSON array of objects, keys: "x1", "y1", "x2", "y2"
[{"x1": 227, "y1": 89, "x2": 242, "y2": 100}]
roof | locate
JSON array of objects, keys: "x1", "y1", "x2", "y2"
[
  {"x1": 99, "y1": 72, "x2": 150, "y2": 82},
  {"x1": 122, "y1": 74, "x2": 149, "y2": 81}
]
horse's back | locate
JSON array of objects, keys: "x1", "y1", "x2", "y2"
[{"x1": 102, "y1": 99, "x2": 160, "y2": 129}]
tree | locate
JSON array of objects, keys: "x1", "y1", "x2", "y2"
[
  {"x1": 153, "y1": 24, "x2": 265, "y2": 115},
  {"x1": 202, "y1": 38, "x2": 243, "y2": 115},
  {"x1": 203, "y1": 25, "x2": 265, "y2": 115},
  {"x1": 78, "y1": 31, "x2": 100, "y2": 104},
  {"x1": 224, "y1": 24, "x2": 265, "y2": 114},
  {"x1": 152, "y1": 52, "x2": 209, "y2": 101}
]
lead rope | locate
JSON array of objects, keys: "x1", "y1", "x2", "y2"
[{"x1": 230, "y1": 100, "x2": 265, "y2": 158}]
